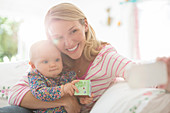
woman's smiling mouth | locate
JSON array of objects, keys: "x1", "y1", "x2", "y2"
[{"x1": 67, "y1": 44, "x2": 79, "y2": 52}]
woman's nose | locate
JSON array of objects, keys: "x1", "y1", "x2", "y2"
[{"x1": 64, "y1": 37, "x2": 73, "y2": 47}]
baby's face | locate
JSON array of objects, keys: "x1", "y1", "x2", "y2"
[{"x1": 33, "y1": 43, "x2": 63, "y2": 78}]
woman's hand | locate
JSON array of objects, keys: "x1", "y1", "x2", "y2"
[
  {"x1": 79, "y1": 94, "x2": 94, "y2": 105},
  {"x1": 63, "y1": 95, "x2": 81, "y2": 113},
  {"x1": 157, "y1": 57, "x2": 170, "y2": 92}
]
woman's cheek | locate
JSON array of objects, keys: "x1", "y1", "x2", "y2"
[{"x1": 55, "y1": 41, "x2": 63, "y2": 51}]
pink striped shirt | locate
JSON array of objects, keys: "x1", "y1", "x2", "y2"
[
  {"x1": 81, "y1": 45, "x2": 132, "y2": 112},
  {"x1": 8, "y1": 45, "x2": 132, "y2": 112},
  {"x1": 8, "y1": 75, "x2": 30, "y2": 105}
]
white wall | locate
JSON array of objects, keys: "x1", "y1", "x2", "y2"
[
  {"x1": 137, "y1": 0, "x2": 170, "y2": 61},
  {"x1": 0, "y1": 0, "x2": 137, "y2": 61}
]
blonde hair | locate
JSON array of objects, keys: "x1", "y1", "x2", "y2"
[{"x1": 44, "y1": 3, "x2": 106, "y2": 67}]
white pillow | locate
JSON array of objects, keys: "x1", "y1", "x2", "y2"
[
  {"x1": 0, "y1": 60, "x2": 30, "y2": 104},
  {"x1": 90, "y1": 82, "x2": 166, "y2": 113}
]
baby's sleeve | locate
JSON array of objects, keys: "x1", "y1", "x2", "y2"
[{"x1": 28, "y1": 71, "x2": 62, "y2": 101}]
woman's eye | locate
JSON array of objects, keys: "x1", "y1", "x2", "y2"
[
  {"x1": 72, "y1": 29, "x2": 77, "y2": 34},
  {"x1": 52, "y1": 37, "x2": 63, "y2": 45},
  {"x1": 56, "y1": 58, "x2": 59, "y2": 62},
  {"x1": 52, "y1": 38, "x2": 59, "y2": 45},
  {"x1": 52, "y1": 36, "x2": 63, "y2": 41},
  {"x1": 58, "y1": 36, "x2": 63, "y2": 39},
  {"x1": 43, "y1": 61, "x2": 48, "y2": 64}
]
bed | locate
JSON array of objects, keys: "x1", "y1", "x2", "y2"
[
  {"x1": 90, "y1": 82, "x2": 170, "y2": 113},
  {"x1": 0, "y1": 61, "x2": 170, "y2": 113}
]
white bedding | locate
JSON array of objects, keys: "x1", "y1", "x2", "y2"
[
  {"x1": 0, "y1": 61, "x2": 170, "y2": 113},
  {"x1": 90, "y1": 82, "x2": 170, "y2": 113}
]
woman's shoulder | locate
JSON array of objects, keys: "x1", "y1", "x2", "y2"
[
  {"x1": 92, "y1": 44, "x2": 117, "y2": 64},
  {"x1": 98, "y1": 44, "x2": 117, "y2": 55}
]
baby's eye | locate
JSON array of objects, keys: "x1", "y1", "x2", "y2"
[
  {"x1": 43, "y1": 61, "x2": 48, "y2": 64},
  {"x1": 56, "y1": 58, "x2": 60, "y2": 62}
]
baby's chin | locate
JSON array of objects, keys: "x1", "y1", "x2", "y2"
[
  {"x1": 52, "y1": 74, "x2": 61, "y2": 78},
  {"x1": 46, "y1": 73, "x2": 60, "y2": 78}
]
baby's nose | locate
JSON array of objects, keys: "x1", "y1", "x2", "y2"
[{"x1": 50, "y1": 63, "x2": 57, "y2": 67}]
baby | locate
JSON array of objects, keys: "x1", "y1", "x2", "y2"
[{"x1": 28, "y1": 40, "x2": 93, "y2": 112}]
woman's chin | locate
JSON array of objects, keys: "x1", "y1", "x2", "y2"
[
  {"x1": 69, "y1": 53, "x2": 82, "y2": 60},
  {"x1": 70, "y1": 55, "x2": 81, "y2": 60},
  {"x1": 65, "y1": 50, "x2": 82, "y2": 59}
]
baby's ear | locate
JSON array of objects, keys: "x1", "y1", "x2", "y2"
[{"x1": 29, "y1": 61, "x2": 35, "y2": 69}]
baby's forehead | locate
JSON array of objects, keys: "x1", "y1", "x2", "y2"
[
  {"x1": 36, "y1": 40, "x2": 51, "y2": 47},
  {"x1": 30, "y1": 40, "x2": 60, "y2": 58},
  {"x1": 33, "y1": 40, "x2": 56, "y2": 50},
  {"x1": 32, "y1": 47, "x2": 60, "y2": 59},
  {"x1": 38, "y1": 42, "x2": 59, "y2": 52}
]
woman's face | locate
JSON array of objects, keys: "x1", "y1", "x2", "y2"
[{"x1": 48, "y1": 20, "x2": 88, "y2": 59}]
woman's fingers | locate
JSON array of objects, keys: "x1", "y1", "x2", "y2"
[
  {"x1": 91, "y1": 93, "x2": 95, "y2": 97},
  {"x1": 156, "y1": 57, "x2": 170, "y2": 92},
  {"x1": 79, "y1": 95, "x2": 94, "y2": 104}
]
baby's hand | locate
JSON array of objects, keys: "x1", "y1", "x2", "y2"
[
  {"x1": 79, "y1": 94, "x2": 94, "y2": 105},
  {"x1": 61, "y1": 80, "x2": 79, "y2": 96}
]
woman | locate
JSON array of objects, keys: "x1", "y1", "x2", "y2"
[
  {"x1": 2, "y1": 3, "x2": 170, "y2": 113},
  {"x1": 43, "y1": 3, "x2": 133, "y2": 112}
]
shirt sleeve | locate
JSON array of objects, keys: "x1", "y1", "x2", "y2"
[
  {"x1": 8, "y1": 75, "x2": 30, "y2": 106},
  {"x1": 104, "y1": 48, "x2": 133, "y2": 80},
  {"x1": 87, "y1": 45, "x2": 134, "y2": 80},
  {"x1": 28, "y1": 71, "x2": 62, "y2": 102},
  {"x1": 85, "y1": 45, "x2": 134, "y2": 102}
]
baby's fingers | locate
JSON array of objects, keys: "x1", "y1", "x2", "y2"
[
  {"x1": 68, "y1": 86, "x2": 75, "y2": 96},
  {"x1": 71, "y1": 80, "x2": 79, "y2": 93},
  {"x1": 72, "y1": 84, "x2": 79, "y2": 93},
  {"x1": 71, "y1": 80, "x2": 80, "y2": 85}
]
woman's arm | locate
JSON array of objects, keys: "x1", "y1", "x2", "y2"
[
  {"x1": 20, "y1": 91, "x2": 81, "y2": 113},
  {"x1": 20, "y1": 91, "x2": 64, "y2": 109},
  {"x1": 8, "y1": 76, "x2": 81, "y2": 112}
]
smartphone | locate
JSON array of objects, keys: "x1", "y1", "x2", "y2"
[{"x1": 127, "y1": 61, "x2": 168, "y2": 88}]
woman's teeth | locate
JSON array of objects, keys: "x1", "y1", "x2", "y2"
[{"x1": 67, "y1": 45, "x2": 78, "y2": 51}]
